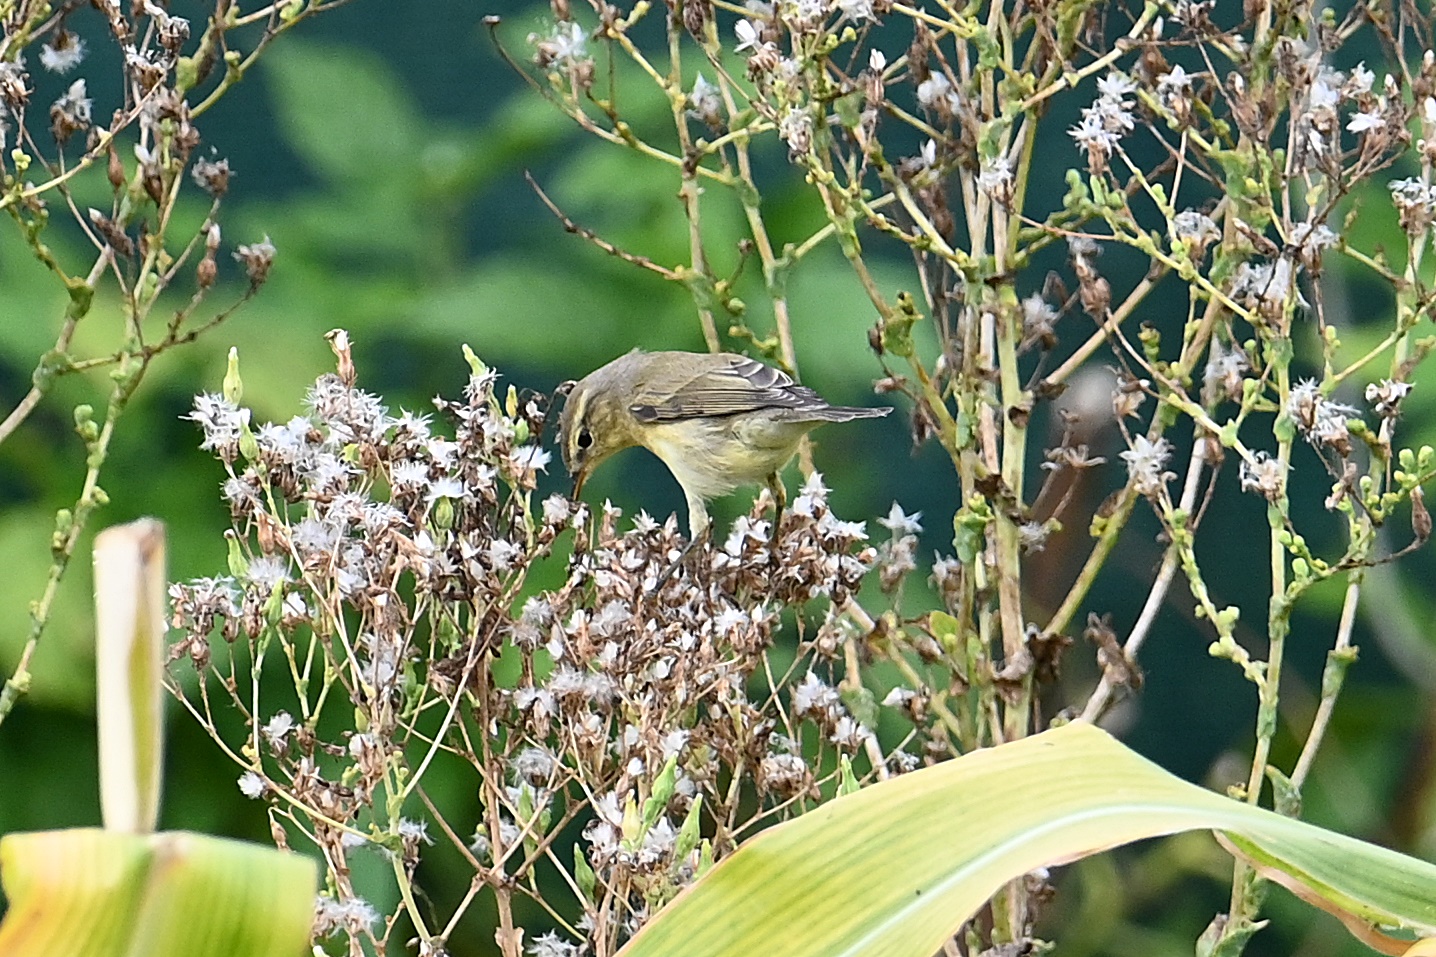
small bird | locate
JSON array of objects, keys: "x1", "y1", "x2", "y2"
[{"x1": 559, "y1": 349, "x2": 890, "y2": 542}]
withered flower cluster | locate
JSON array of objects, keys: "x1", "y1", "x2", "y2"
[{"x1": 168, "y1": 333, "x2": 904, "y2": 956}]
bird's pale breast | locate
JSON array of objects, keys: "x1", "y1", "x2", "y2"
[{"x1": 640, "y1": 414, "x2": 809, "y2": 500}]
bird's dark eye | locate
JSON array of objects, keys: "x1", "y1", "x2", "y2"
[{"x1": 577, "y1": 429, "x2": 593, "y2": 450}]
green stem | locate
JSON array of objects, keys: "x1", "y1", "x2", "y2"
[{"x1": 0, "y1": 362, "x2": 141, "y2": 727}]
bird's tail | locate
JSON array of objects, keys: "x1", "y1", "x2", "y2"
[{"x1": 818, "y1": 406, "x2": 892, "y2": 422}]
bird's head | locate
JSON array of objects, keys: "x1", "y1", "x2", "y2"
[{"x1": 558, "y1": 352, "x2": 646, "y2": 497}]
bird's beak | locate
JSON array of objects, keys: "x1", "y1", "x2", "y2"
[{"x1": 571, "y1": 467, "x2": 588, "y2": 499}]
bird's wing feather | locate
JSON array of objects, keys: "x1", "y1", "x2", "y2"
[
  {"x1": 629, "y1": 355, "x2": 829, "y2": 422},
  {"x1": 631, "y1": 356, "x2": 838, "y2": 419}
]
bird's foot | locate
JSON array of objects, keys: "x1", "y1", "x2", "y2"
[
  {"x1": 653, "y1": 527, "x2": 709, "y2": 591},
  {"x1": 764, "y1": 473, "x2": 787, "y2": 558},
  {"x1": 764, "y1": 501, "x2": 788, "y2": 580}
]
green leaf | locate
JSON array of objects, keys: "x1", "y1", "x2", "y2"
[
  {"x1": 643, "y1": 757, "x2": 679, "y2": 831},
  {"x1": 262, "y1": 41, "x2": 419, "y2": 186},
  {"x1": 928, "y1": 611, "x2": 960, "y2": 655},
  {"x1": 0, "y1": 829, "x2": 318, "y2": 957},
  {"x1": 574, "y1": 844, "x2": 597, "y2": 903},
  {"x1": 675, "y1": 796, "x2": 704, "y2": 861},
  {"x1": 617, "y1": 722, "x2": 1436, "y2": 957}
]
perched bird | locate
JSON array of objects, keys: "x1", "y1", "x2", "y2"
[{"x1": 559, "y1": 349, "x2": 890, "y2": 541}]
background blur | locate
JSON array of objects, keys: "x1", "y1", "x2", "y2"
[{"x1": 2, "y1": 2, "x2": 1436, "y2": 954}]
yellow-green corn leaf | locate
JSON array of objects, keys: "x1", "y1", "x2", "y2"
[
  {"x1": 619, "y1": 721, "x2": 1436, "y2": 957},
  {"x1": 0, "y1": 829, "x2": 318, "y2": 957},
  {"x1": 93, "y1": 519, "x2": 167, "y2": 835}
]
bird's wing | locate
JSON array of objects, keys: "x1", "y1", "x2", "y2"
[{"x1": 629, "y1": 355, "x2": 828, "y2": 422}]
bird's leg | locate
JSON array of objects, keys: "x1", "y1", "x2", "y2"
[
  {"x1": 765, "y1": 472, "x2": 787, "y2": 550},
  {"x1": 654, "y1": 496, "x2": 711, "y2": 589},
  {"x1": 654, "y1": 526, "x2": 711, "y2": 590}
]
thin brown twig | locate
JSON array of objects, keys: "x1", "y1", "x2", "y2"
[{"x1": 524, "y1": 170, "x2": 681, "y2": 280}]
